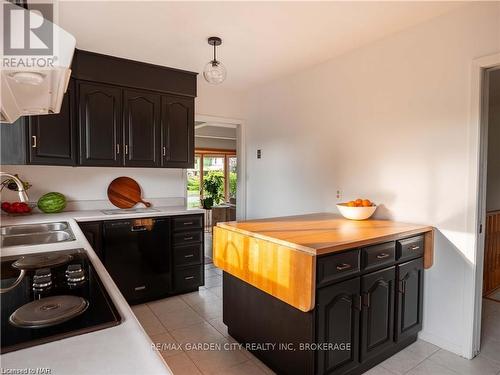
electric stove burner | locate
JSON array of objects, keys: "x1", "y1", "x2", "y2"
[
  {"x1": 13, "y1": 253, "x2": 73, "y2": 270},
  {"x1": 9, "y1": 295, "x2": 89, "y2": 329}
]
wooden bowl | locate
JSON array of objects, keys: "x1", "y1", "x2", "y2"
[{"x1": 336, "y1": 203, "x2": 377, "y2": 220}]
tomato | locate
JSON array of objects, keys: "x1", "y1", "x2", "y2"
[
  {"x1": 21, "y1": 205, "x2": 31, "y2": 213},
  {"x1": 1, "y1": 202, "x2": 11, "y2": 212}
]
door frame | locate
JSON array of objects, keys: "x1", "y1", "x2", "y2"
[
  {"x1": 190, "y1": 114, "x2": 247, "y2": 220},
  {"x1": 470, "y1": 53, "x2": 500, "y2": 357}
]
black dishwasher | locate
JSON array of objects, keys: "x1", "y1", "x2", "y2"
[{"x1": 103, "y1": 218, "x2": 171, "y2": 305}]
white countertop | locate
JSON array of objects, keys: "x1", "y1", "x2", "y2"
[{"x1": 0, "y1": 206, "x2": 204, "y2": 375}]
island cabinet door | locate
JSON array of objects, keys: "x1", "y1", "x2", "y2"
[
  {"x1": 395, "y1": 258, "x2": 424, "y2": 342},
  {"x1": 316, "y1": 277, "x2": 361, "y2": 375},
  {"x1": 360, "y1": 266, "x2": 396, "y2": 362}
]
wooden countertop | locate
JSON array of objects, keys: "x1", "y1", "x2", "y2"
[{"x1": 217, "y1": 212, "x2": 433, "y2": 256}]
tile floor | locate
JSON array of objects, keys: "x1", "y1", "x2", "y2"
[{"x1": 132, "y1": 264, "x2": 500, "y2": 375}]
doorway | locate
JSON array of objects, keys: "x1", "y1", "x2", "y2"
[{"x1": 189, "y1": 115, "x2": 245, "y2": 262}]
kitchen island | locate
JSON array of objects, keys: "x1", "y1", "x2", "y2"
[{"x1": 213, "y1": 213, "x2": 433, "y2": 375}]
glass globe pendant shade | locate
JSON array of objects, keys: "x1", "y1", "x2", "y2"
[{"x1": 203, "y1": 60, "x2": 226, "y2": 85}]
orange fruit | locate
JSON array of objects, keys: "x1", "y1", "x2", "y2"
[
  {"x1": 362, "y1": 199, "x2": 372, "y2": 207},
  {"x1": 347, "y1": 201, "x2": 356, "y2": 207},
  {"x1": 355, "y1": 199, "x2": 363, "y2": 207}
]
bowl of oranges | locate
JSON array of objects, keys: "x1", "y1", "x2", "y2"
[{"x1": 337, "y1": 199, "x2": 376, "y2": 220}]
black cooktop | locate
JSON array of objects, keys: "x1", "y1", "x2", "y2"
[{"x1": 1, "y1": 249, "x2": 121, "y2": 354}]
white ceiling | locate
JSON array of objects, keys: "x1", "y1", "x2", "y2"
[{"x1": 58, "y1": 1, "x2": 465, "y2": 91}]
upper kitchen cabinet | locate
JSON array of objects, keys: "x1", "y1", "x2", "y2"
[
  {"x1": 78, "y1": 82, "x2": 123, "y2": 167},
  {"x1": 124, "y1": 90, "x2": 161, "y2": 167},
  {"x1": 28, "y1": 80, "x2": 77, "y2": 166},
  {"x1": 161, "y1": 95, "x2": 194, "y2": 168}
]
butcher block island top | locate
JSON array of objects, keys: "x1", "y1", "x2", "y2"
[{"x1": 213, "y1": 212, "x2": 433, "y2": 312}]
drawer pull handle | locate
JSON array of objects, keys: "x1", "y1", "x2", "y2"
[
  {"x1": 184, "y1": 276, "x2": 195, "y2": 280},
  {"x1": 134, "y1": 285, "x2": 146, "y2": 291},
  {"x1": 32, "y1": 136, "x2": 37, "y2": 148},
  {"x1": 183, "y1": 222, "x2": 193, "y2": 225},
  {"x1": 184, "y1": 254, "x2": 194, "y2": 258},
  {"x1": 377, "y1": 253, "x2": 390, "y2": 259},
  {"x1": 336, "y1": 263, "x2": 352, "y2": 271},
  {"x1": 184, "y1": 236, "x2": 194, "y2": 241},
  {"x1": 131, "y1": 226, "x2": 147, "y2": 232},
  {"x1": 409, "y1": 245, "x2": 420, "y2": 251}
]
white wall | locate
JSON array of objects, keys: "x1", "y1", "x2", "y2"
[
  {"x1": 244, "y1": 3, "x2": 500, "y2": 357},
  {"x1": 486, "y1": 69, "x2": 500, "y2": 212}
]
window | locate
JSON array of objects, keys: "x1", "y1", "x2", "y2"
[{"x1": 187, "y1": 149, "x2": 237, "y2": 208}]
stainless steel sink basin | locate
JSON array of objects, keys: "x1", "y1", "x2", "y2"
[
  {"x1": 0, "y1": 222, "x2": 69, "y2": 236},
  {"x1": 0, "y1": 222, "x2": 75, "y2": 248}
]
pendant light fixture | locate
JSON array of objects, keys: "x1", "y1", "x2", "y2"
[{"x1": 203, "y1": 37, "x2": 226, "y2": 85}]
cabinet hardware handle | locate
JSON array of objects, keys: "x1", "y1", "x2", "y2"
[
  {"x1": 163, "y1": 146, "x2": 166, "y2": 157},
  {"x1": 134, "y1": 286, "x2": 146, "y2": 291},
  {"x1": 184, "y1": 254, "x2": 194, "y2": 258},
  {"x1": 184, "y1": 276, "x2": 195, "y2": 280},
  {"x1": 125, "y1": 144, "x2": 129, "y2": 155},
  {"x1": 336, "y1": 263, "x2": 352, "y2": 271},
  {"x1": 409, "y1": 245, "x2": 420, "y2": 251},
  {"x1": 31, "y1": 136, "x2": 37, "y2": 148},
  {"x1": 131, "y1": 226, "x2": 147, "y2": 232},
  {"x1": 399, "y1": 280, "x2": 406, "y2": 294},
  {"x1": 363, "y1": 293, "x2": 371, "y2": 308},
  {"x1": 183, "y1": 222, "x2": 193, "y2": 225},
  {"x1": 377, "y1": 253, "x2": 390, "y2": 259},
  {"x1": 116, "y1": 144, "x2": 120, "y2": 154},
  {"x1": 184, "y1": 236, "x2": 193, "y2": 241}
]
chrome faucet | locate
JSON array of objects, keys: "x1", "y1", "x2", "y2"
[{"x1": 0, "y1": 172, "x2": 29, "y2": 203}]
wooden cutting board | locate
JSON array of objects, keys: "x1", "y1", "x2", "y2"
[{"x1": 107, "y1": 177, "x2": 151, "y2": 209}]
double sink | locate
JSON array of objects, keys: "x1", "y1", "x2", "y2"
[{"x1": 0, "y1": 222, "x2": 75, "y2": 247}]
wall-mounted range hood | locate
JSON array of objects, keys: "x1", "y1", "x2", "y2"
[{"x1": 0, "y1": 1, "x2": 76, "y2": 123}]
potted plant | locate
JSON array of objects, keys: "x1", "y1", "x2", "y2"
[{"x1": 202, "y1": 172, "x2": 224, "y2": 209}]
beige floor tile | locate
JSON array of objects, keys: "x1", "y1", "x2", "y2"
[
  {"x1": 190, "y1": 299, "x2": 223, "y2": 320},
  {"x1": 185, "y1": 343, "x2": 249, "y2": 375},
  {"x1": 428, "y1": 348, "x2": 500, "y2": 375},
  {"x1": 205, "y1": 268, "x2": 219, "y2": 278},
  {"x1": 404, "y1": 339, "x2": 440, "y2": 358},
  {"x1": 164, "y1": 352, "x2": 202, "y2": 375},
  {"x1": 363, "y1": 365, "x2": 399, "y2": 375},
  {"x1": 380, "y1": 347, "x2": 427, "y2": 374},
  {"x1": 213, "y1": 267, "x2": 222, "y2": 275},
  {"x1": 479, "y1": 336, "x2": 500, "y2": 365},
  {"x1": 205, "y1": 263, "x2": 216, "y2": 270},
  {"x1": 180, "y1": 289, "x2": 219, "y2": 307},
  {"x1": 155, "y1": 305, "x2": 205, "y2": 331},
  {"x1": 148, "y1": 296, "x2": 189, "y2": 316},
  {"x1": 207, "y1": 318, "x2": 229, "y2": 337},
  {"x1": 132, "y1": 304, "x2": 167, "y2": 336},
  {"x1": 207, "y1": 285, "x2": 223, "y2": 298},
  {"x1": 406, "y1": 359, "x2": 459, "y2": 375},
  {"x1": 204, "y1": 276, "x2": 222, "y2": 288},
  {"x1": 150, "y1": 332, "x2": 183, "y2": 358},
  {"x1": 216, "y1": 360, "x2": 267, "y2": 375},
  {"x1": 170, "y1": 321, "x2": 226, "y2": 345},
  {"x1": 250, "y1": 356, "x2": 277, "y2": 375}
]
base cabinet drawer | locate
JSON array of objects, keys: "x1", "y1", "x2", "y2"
[
  {"x1": 172, "y1": 215, "x2": 203, "y2": 231},
  {"x1": 173, "y1": 230, "x2": 203, "y2": 246},
  {"x1": 174, "y1": 265, "x2": 204, "y2": 292},
  {"x1": 174, "y1": 244, "x2": 203, "y2": 267},
  {"x1": 397, "y1": 236, "x2": 424, "y2": 261},
  {"x1": 362, "y1": 242, "x2": 395, "y2": 272},
  {"x1": 317, "y1": 250, "x2": 360, "y2": 287}
]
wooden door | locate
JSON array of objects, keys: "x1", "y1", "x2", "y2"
[
  {"x1": 28, "y1": 80, "x2": 76, "y2": 165},
  {"x1": 360, "y1": 267, "x2": 395, "y2": 362},
  {"x1": 161, "y1": 95, "x2": 194, "y2": 168},
  {"x1": 78, "y1": 82, "x2": 123, "y2": 166},
  {"x1": 395, "y1": 259, "x2": 424, "y2": 342},
  {"x1": 484, "y1": 211, "x2": 500, "y2": 295},
  {"x1": 123, "y1": 89, "x2": 161, "y2": 167},
  {"x1": 316, "y1": 277, "x2": 360, "y2": 375}
]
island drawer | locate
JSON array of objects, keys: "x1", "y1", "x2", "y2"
[
  {"x1": 397, "y1": 235, "x2": 424, "y2": 261},
  {"x1": 172, "y1": 215, "x2": 203, "y2": 231},
  {"x1": 173, "y1": 230, "x2": 203, "y2": 246},
  {"x1": 317, "y1": 249, "x2": 360, "y2": 287},
  {"x1": 174, "y1": 244, "x2": 203, "y2": 267},
  {"x1": 174, "y1": 265, "x2": 204, "y2": 291},
  {"x1": 362, "y1": 241, "x2": 396, "y2": 271}
]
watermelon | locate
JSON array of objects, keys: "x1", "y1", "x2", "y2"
[{"x1": 37, "y1": 192, "x2": 66, "y2": 213}]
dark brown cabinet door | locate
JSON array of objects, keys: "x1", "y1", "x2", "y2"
[
  {"x1": 123, "y1": 89, "x2": 161, "y2": 167},
  {"x1": 360, "y1": 267, "x2": 396, "y2": 362},
  {"x1": 316, "y1": 277, "x2": 360, "y2": 375},
  {"x1": 161, "y1": 95, "x2": 194, "y2": 168},
  {"x1": 28, "y1": 80, "x2": 76, "y2": 165},
  {"x1": 78, "y1": 82, "x2": 123, "y2": 166},
  {"x1": 78, "y1": 221, "x2": 103, "y2": 260},
  {"x1": 396, "y1": 258, "x2": 424, "y2": 342}
]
